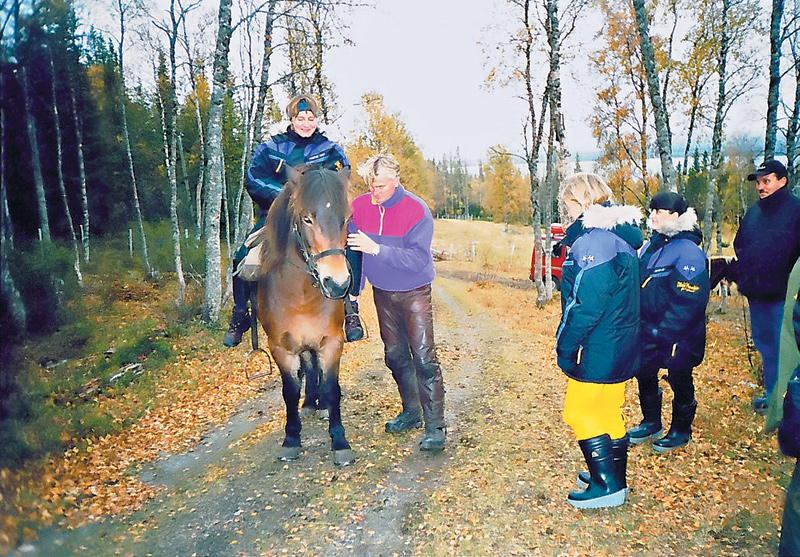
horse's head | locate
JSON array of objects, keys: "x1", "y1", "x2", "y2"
[{"x1": 288, "y1": 166, "x2": 352, "y2": 299}]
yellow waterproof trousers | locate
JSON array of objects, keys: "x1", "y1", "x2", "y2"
[{"x1": 563, "y1": 378, "x2": 627, "y2": 441}]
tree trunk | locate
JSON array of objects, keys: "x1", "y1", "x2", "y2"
[
  {"x1": 1, "y1": 74, "x2": 26, "y2": 332},
  {"x1": 786, "y1": 38, "x2": 800, "y2": 188},
  {"x1": 703, "y1": 0, "x2": 730, "y2": 255},
  {"x1": 117, "y1": 3, "x2": 152, "y2": 278},
  {"x1": 632, "y1": 0, "x2": 677, "y2": 191},
  {"x1": 765, "y1": 0, "x2": 785, "y2": 159},
  {"x1": 47, "y1": 48, "x2": 82, "y2": 285},
  {"x1": 251, "y1": 0, "x2": 278, "y2": 147},
  {"x1": 20, "y1": 66, "x2": 51, "y2": 243},
  {"x1": 68, "y1": 71, "x2": 90, "y2": 262},
  {"x1": 154, "y1": 61, "x2": 185, "y2": 304},
  {"x1": 202, "y1": 0, "x2": 234, "y2": 324},
  {"x1": 543, "y1": 0, "x2": 564, "y2": 304}
]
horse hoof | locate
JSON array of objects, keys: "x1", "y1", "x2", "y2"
[
  {"x1": 279, "y1": 446, "x2": 301, "y2": 461},
  {"x1": 333, "y1": 449, "x2": 355, "y2": 467},
  {"x1": 299, "y1": 406, "x2": 316, "y2": 419},
  {"x1": 317, "y1": 408, "x2": 330, "y2": 421}
]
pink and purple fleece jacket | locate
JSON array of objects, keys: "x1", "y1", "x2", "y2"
[{"x1": 348, "y1": 184, "x2": 436, "y2": 292}]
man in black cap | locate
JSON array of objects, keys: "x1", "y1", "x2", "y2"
[{"x1": 729, "y1": 159, "x2": 800, "y2": 414}]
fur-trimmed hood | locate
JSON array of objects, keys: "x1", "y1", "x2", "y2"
[
  {"x1": 582, "y1": 203, "x2": 643, "y2": 230},
  {"x1": 563, "y1": 202, "x2": 644, "y2": 250},
  {"x1": 647, "y1": 207, "x2": 699, "y2": 237}
]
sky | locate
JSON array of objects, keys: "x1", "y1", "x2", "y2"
[
  {"x1": 321, "y1": 0, "x2": 767, "y2": 172},
  {"x1": 323, "y1": 0, "x2": 555, "y2": 170}
]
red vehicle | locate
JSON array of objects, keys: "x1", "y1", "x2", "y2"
[{"x1": 530, "y1": 223, "x2": 566, "y2": 291}]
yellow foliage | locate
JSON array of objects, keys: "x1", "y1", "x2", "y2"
[{"x1": 344, "y1": 93, "x2": 435, "y2": 206}]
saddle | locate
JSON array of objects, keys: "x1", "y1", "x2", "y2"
[{"x1": 234, "y1": 227, "x2": 267, "y2": 281}]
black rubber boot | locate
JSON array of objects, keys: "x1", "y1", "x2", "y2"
[
  {"x1": 344, "y1": 298, "x2": 364, "y2": 342},
  {"x1": 577, "y1": 434, "x2": 629, "y2": 490},
  {"x1": 627, "y1": 389, "x2": 663, "y2": 444},
  {"x1": 568, "y1": 434, "x2": 627, "y2": 509},
  {"x1": 223, "y1": 307, "x2": 250, "y2": 347},
  {"x1": 653, "y1": 399, "x2": 697, "y2": 453}
]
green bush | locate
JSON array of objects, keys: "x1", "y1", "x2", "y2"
[{"x1": 8, "y1": 243, "x2": 82, "y2": 336}]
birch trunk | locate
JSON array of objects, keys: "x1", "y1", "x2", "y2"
[
  {"x1": 1, "y1": 75, "x2": 26, "y2": 332},
  {"x1": 632, "y1": 0, "x2": 677, "y2": 191},
  {"x1": 21, "y1": 66, "x2": 51, "y2": 243},
  {"x1": 48, "y1": 49, "x2": 82, "y2": 285},
  {"x1": 202, "y1": 0, "x2": 234, "y2": 324},
  {"x1": 703, "y1": 0, "x2": 729, "y2": 255},
  {"x1": 765, "y1": 0, "x2": 784, "y2": 159},
  {"x1": 69, "y1": 72, "x2": 90, "y2": 262},
  {"x1": 117, "y1": 1, "x2": 152, "y2": 277}
]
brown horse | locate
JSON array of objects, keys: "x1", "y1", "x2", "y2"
[{"x1": 256, "y1": 165, "x2": 354, "y2": 466}]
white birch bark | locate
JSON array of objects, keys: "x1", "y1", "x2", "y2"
[{"x1": 202, "y1": 0, "x2": 234, "y2": 324}]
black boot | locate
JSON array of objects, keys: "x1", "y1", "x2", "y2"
[
  {"x1": 653, "y1": 399, "x2": 697, "y2": 453},
  {"x1": 344, "y1": 298, "x2": 364, "y2": 342},
  {"x1": 385, "y1": 408, "x2": 423, "y2": 433},
  {"x1": 568, "y1": 434, "x2": 627, "y2": 509},
  {"x1": 627, "y1": 389, "x2": 663, "y2": 444},
  {"x1": 420, "y1": 427, "x2": 445, "y2": 451},
  {"x1": 577, "y1": 434, "x2": 628, "y2": 490},
  {"x1": 223, "y1": 307, "x2": 250, "y2": 347}
]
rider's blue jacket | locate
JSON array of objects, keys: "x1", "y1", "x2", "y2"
[
  {"x1": 556, "y1": 203, "x2": 643, "y2": 384},
  {"x1": 246, "y1": 127, "x2": 349, "y2": 218}
]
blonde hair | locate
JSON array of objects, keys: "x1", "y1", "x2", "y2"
[
  {"x1": 559, "y1": 172, "x2": 614, "y2": 210},
  {"x1": 357, "y1": 154, "x2": 401, "y2": 185},
  {"x1": 285, "y1": 94, "x2": 319, "y2": 119}
]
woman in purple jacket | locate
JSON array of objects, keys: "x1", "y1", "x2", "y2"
[{"x1": 346, "y1": 154, "x2": 446, "y2": 451}]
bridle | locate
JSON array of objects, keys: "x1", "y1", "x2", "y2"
[{"x1": 291, "y1": 219, "x2": 352, "y2": 299}]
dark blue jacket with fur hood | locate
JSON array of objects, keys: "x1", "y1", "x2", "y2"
[
  {"x1": 639, "y1": 208, "x2": 710, "y2": 371},
  {"x1": 556, "y1": 203, "x2": 643, "y2": 384}
]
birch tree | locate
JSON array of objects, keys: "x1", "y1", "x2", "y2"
[
  {"x1": 765, "y1": 0, "x2": 785, "y2": 158},
  {"x1": 699, "y1": 0, "x2": 762, "y2": 254},
  {"x1": 202, "y1": 0, "x2": 234, "y2": 324},
  {"x1": 632, "y1": 0, "x2": 678, "y2": 191},
  {"x1": 0, "y1": 71, "x2": 27, "y2": 334},
  {"x1": 114, "y1": 0, "x2": 153, "y2": 278},
  {"x1": 20, "y1": 64, "x2": 51, "y2": 244},
  {"x1": 46, "y1": 45, "x2": 82, "y2": 284}
]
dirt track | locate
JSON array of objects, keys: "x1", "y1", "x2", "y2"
[{"x1": 16, "y1": 276, "x2": 534, "y2": 556}]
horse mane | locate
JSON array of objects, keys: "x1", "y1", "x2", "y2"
[{"x1": 259, "y1": 165, "x2": 350, "y2": 275}]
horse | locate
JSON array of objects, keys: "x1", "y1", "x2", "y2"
[{"x1": 255, "y1": 165, "x2": 355, "y2": 466}]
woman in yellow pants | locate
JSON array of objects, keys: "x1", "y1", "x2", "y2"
[{"x1": 555, "y1": 173, "x2": 643, "y2": 509}]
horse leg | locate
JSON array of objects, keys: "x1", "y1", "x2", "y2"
[
  {"x1": 300, "y1": 359, "x2": 323, "y2": 419},
  {"x1": 318, "y1": 360, "x2": 354, "y2": 466},
  {"x1": 279, "y1": 369, "x2": 303, "y2": 461}
]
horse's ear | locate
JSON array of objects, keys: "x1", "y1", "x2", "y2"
[
  {"x1": 286, "y1": 165, "x2": 302, "y2": 185},
  {"x1": 337, "y1": 167, "x2": 351, "y2": 185}
]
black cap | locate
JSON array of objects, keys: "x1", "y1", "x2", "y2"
[
  {"x1": 650, "y1": 191, "x2": 688, "y2": 215},
  {"x1": 747, "y1": 159, "x2": 787, "y2": 181}
]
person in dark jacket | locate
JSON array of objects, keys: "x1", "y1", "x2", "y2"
[
  {"x1": 346, "y1": 154, "x2": 446, "y2": 452},
  {"x1": 628, "y1": 192, "x2": 710, "y2": 452},
  {"x1": 222, "y1": 94, "x2": 360, "y2": 347},
  {"x1": 556, "y1": 173, "x2": 643, "y2": 509},
  {"x1": 765, "y1": 257, "x2": 800, "y2": 557},
  {"x1": 728, "y1": 159, "x2": 800, "y2": 413}
]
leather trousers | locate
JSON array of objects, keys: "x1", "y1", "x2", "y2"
[{"x1": 373, "y1": 284, "x2": 445, "y2": 431}]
